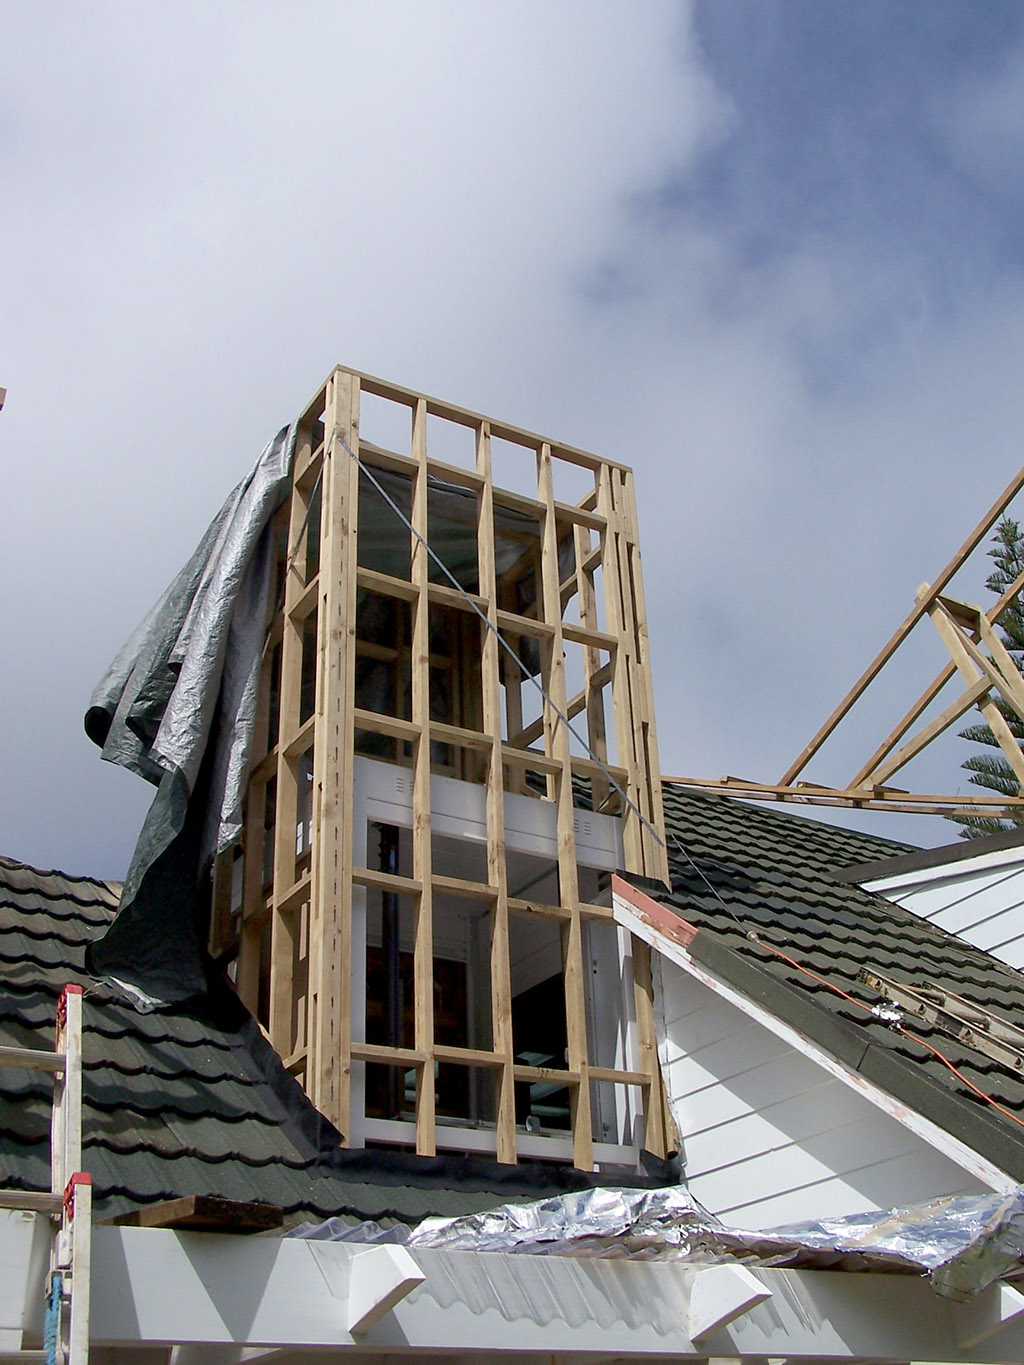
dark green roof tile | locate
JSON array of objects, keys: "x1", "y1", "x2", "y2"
[
  {"x1": 654, "y1": 785, "x2": 1024, "y2": 1177},
  {"x1": 0, "y1": 854, "x2": 667, "y2": 1225}
]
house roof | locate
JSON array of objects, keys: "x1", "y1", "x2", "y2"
[
  {"x1": 0, "y1": 855, "x2": 668, "y2": 1225},
  {"x1": 9, "y1": 785, "x2": 1024, "y2": 1224},
  {"x1": 648, "y1": 784, "x2": 1024, "y2": 1181}
]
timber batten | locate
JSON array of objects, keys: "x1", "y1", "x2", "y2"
[{"x1": 214, "y1": 366, "x2": 669, "y2": 1168}]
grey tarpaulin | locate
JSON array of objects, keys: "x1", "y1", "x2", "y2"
[
  {"x1": 84, "y1": 424, "x2": 296, "y2": 1005},
  {"x1": 291, "y1": 1184, "x2": 1024, "y2": 1300}
]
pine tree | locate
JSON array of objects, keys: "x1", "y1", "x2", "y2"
[{"x1": 949, "y1": 516, "x2": 1024, "y2": 838}]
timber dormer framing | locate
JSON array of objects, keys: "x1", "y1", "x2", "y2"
[{"x1": 209, "y1": 366, "x2": 670, "y2": 1169}]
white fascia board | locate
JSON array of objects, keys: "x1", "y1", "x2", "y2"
[
  {"x1": 612, "y1": 889, "x2": 1018, "y2": 1195},
  {"x1": 79, "y1": 1224, "x2": 1024, "y2": 1362},
  {"x1": 864, "y1": 846, "x2": 1024, "y2": 896}
]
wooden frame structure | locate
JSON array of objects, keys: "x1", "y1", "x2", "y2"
[
  {"x1": 668, "y1": 462, "x2": 1024, "y2": 820},
  {"x1": 209, "y1": 366, "x2": 671, "y2": 1169}
]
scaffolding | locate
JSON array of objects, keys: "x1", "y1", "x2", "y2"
[{"x1": 209, "y1": 367, "x2": 672, "y2": 1169}]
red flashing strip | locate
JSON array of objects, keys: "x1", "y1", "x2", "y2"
[
  {"x1": 56, "y1": 984, "x2": 84, "y2": 1034},
  {"x1": 610, "y1": 874, "x2": 699, "y2": 950},
  {"x1": 63, "y1": 1172, "x2": 93, "y2": 1221}
]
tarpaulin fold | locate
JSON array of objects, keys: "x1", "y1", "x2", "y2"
[{"x1": 85, "y1": 424, "x2": 296, "y2": 1005}]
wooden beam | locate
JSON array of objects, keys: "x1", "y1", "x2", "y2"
[
  {"x1": 410, "y1": 398, "x2": 436, "y2": 1157},
  {"x1": 309, "y1": 369, "x2": 360, "y2": 1139},
  {"x1": 268, "y1": 424, "x2": 314, "y2": 1057},
  {"x1": 102, "y1": 1196, "x2": 283, "y2": 1235},
  {"x1": 928, "y1": 594, "x2": 1024, "y2": 791},
  {"x1": 781, "y1": 459, "x2": 1024, "y2": 785},
  {"x1": 476, "y1": 418, "x2": 518, "y2": 1164},
  {"x1": 863, "y1": 675, "x2": 992, "y2": 788},
  {"x1": 538, "y1": 442, "x2": 593, "y2": 1171}
]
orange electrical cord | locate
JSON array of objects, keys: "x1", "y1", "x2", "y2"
[{"x1": 749, "y1": 931, "x2": 1024, "y2": 1134}]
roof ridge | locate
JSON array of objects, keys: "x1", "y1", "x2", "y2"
[
  {"x1": 661, "y1": 782, "x2": 918, "y2": 860},
  {"x1": 0, "y1": 854, "x2": 122, "y2": 899}
]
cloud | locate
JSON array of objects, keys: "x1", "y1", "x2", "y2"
[
  {"x1": 7, "y1": 1, "x2": 1024, "y2": 874},
  {"x1": 1, "y1": 1, "x2": 727, "y2": 875}
]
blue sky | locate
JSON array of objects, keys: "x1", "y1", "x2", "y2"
[{"x1": 5, "y1": 1, "x2": 1024, "y2": 875}]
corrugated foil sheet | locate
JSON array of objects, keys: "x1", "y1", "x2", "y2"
[{"x1": 292, "y1": 1184, "x2": 1024, "y2": 1300}]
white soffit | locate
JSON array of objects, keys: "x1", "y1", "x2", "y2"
[{"x1": 73, "y1": 1223, "x2": 1024, "y2": 1361}]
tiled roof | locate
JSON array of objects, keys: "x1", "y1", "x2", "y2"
[
  {"x1": 0, "y1": 855, "x2": 664, "y2": 1225},
  {"x1": 654, "y1": 786, "x2": 1024, "y2": 1179}
]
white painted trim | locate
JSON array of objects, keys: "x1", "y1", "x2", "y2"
[
  {"x1": 360, "y1": 1115, "x2": 636, "y2": 1166},
  {"x1": 74, "y1": 1223, "x2": 1024, "y2": 1361},
  {"x1": 612, "y1": 891, "x2": 1018, "y2": 1195},
  {"x1": 687, "y1": 1265, "x2": 773, "y2": 1341},
  {"x1": 864, "y1": 846, "x2": 1024, "y2": 895},
  {"x1": 343, "y1": 1246, "x2": 424, "y2": 1334}
]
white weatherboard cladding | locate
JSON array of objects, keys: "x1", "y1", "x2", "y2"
[
  {"x1": 656, "y1": 958, "x2": 988, "y2": 1228},
  {"x1": 865, "y1": 854, "x2": 1024, "y2": 970}
]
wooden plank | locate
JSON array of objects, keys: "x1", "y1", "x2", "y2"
[
  {"x1": 277, "y1": 873, "x2": 312, "y2": 915},
  {"x1": 866, "y1": 675, "x2": 993, "y2": 787},
  {"x1": 426, "y1": 581, "x2": 489, "y2": 614},
  {"x1": 476, "y1": 418, "x2": 517, "y2": 1163},
  {"x1": 618, "y1": 468, "x2": 669, "y2": 883},
  {"x1": 928, "y1": 597, "x2": 1024, "y2": 790},
  {"x1": 269, "y1": 423, "x2": 313, "y2": 1056},
  {"x1": 208, "y1": 847, "x2": 235, "y2": 958},
  {"x1": 0, "y1": 1189, "x2": 61, "y2": 1214},
  {"x1": 553, "y1": 500, "x2": 605, "y2": 532},
  {"x1": 429, "y1": 719, "x2": 494, "y2": 753},
  {"x1": 309, "y1": 368, "x2": 360, "y2": 1140},
  {"x1": 433, "y1": 1044, "x2": 504, "y2": 1067},
  {"x1": 595, "y1": 474, "x2": 666, "y2": 1156},
  {"x1": 353, "y1": 707, "x2": 421, "y2": 742},
  {"x1": 781, "y1": 458, "x2": 1024, "y2": 786},
  {"x1": 508, "y1": 668, "x2": 613, "y2": 753},
  {"x1": 632, "y1": 934, "x2": 668, "y2": 1157},
  {"x1": 569, "y1": 755, "x2": 629, "y2": 787},
  {"x1": 513, "y1": 1064, "x2": 578, "y2": 1085},
  {"x1": 976, "y1": 610, "x2": 1024, "y2": 720},
  {"x1": 933, "y1": 598, "x2": 1024, "y2": 707},
  {"x1": 574, "y1": 521, "x2": 611, "y2": 814},
  {"x1": 410, "y1": 398, "x2": 436, "y2": 1157},
  {"x1": 355, "y1": 565, "x2": 419, "y2": 603},
  {"x1": 237, "y1": 780, "x2": 267, "y2": 1013},
  {"x1": 351, "y1": 1042, "x2": 426, "y2": 1065},
  {"x1": 431, "y1": 873, "x2": 498, "y2": 901},
  {"x1": 587, "y1": 1066, "x2": 648, "y2": 1086},
  {"x1": 102, "y1": 1195, "x2": 283, "y2": 1234},
  {"x1": 849, "y1": 562, "x2": 1024, "y2": 787},
  {"x1": 500, "y1": 744, "x2": 561, "y2": 775},
  {"x1": 507, "y1": 895, "x2": 572, "y2": 921},
  {"x1": 665, "y1": 774, "x2": 1024, "y2": 810},
  {"x1": 345, "y1": 366, "x2": 628, "y2": 472},
  {"x1": 560, "y1": 622, "x2": 617, "y2": 652},
  {"x1": 538, "y1": 442, "x2": 593, "y2": 1171},
  {"x1": 597, "y1": 464, "x2": 643, "y2": 871},
  {"x1": 0, "y1": 1045, "x2": 64, "y2": 1072},
  {"x1": 290, "y1": 575, "x2": 319, "y2": 623},
  {"x1": 283, "y1": 714, "x2": 317, "y2": 759},
  {"x1": 352, "y1": 866, "x2": 423, "y2": 895},
  {"x1": 495, "y1": 607, "x2": 557, "y2": 640}
]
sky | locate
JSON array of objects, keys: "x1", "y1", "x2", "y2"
[{"x1": 6, "y1": 0, "x2": 1024, "y2": 879}]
